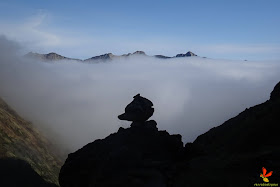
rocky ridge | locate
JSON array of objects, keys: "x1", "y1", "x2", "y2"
[
  {"x1": 25, "y1": 52, "x2": 82, "y2": 62},
  {"x1": 177, "y1": 82, "x2": 280, "y2": 186},
  {"x1": 25, "y1": 51, "x2": 198, "y2": 62}
]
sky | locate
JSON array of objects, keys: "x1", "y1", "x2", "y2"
[{"x1": 0, "y1": 0, "x2": 280, "y2": 60}]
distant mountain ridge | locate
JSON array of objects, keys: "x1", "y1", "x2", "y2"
[
  {"x1": 24, "y1": 51, "x2": 198, "y2": 62},
  {"x1": 25, "y1": 52, "x2": 82, "y2": 62}
]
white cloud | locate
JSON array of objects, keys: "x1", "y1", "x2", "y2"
[
  {"x1": 0, "y1": 12, "x2": 61, "y2": 47},
  {"x1": 1, "y1": 37, "x2": 280, "y2": 151}
]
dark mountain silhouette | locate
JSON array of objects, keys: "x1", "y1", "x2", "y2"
[
  {"x1": 24, "y1": 51, "x2": 198, "y2": 62},
  {"x1": 178, "y1": 82, "x2": 280, "y2": 186},
  {"x1": 59, "y1": 95, "x2": 184, "y2": 187},
  {"x1": 59, "y1": 82, "x2": 280, "y2": 187},
  {"x1": 0, "y1": 97, "x2": 63, "y2": 185},
  {"x1": 175, "y1": 51, "x2": 197, "y2": 57}
]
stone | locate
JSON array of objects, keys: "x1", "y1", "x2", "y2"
[
  {"x1": 118, "y1": 94, "x2": 154, "y2": 122},
  {"x1": 59, "y1": 120, "x2": 184, "y2": 187}
]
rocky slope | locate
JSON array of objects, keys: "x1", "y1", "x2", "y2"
[
  {"x1": 0, "y1": 97, "x2": 63, "y2": 185},
  {"x1": 176, "y1": 82, "x2": 280, "y2": 186}
]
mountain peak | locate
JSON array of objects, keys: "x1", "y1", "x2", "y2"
[
  {"x1": 44, "y1": 52, "x2": 66, "y2": 60},
  {"x1": 85, "y1": 53, "x2": 115, "y2": 62},
  {"x1": 25, "y1": 50, "x2": 199, "y2": 63},
  {"x1": 24, "y1": 52, "x2": 77, "y2": 62},
  {"x1": 175, "y1": 51, "x2": 197, "y2": 57},
  {"x1": 132, "y1": 51, "x2": 146, "y2": 55}
]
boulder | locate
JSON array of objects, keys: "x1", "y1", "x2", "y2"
[{"x1": 118, "y1": 94, "x2": 154, "y2": 122}]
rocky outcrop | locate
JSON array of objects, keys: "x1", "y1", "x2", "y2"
[
  {"x1": 176, "y1": 82, "x2": 280, "y2": 186},
  {"x1": 118, "y1": 94, "x2": 154, "y2": 122},
  {"x1": 59, "y1": 95, "x2": 184, "y2": 187}
]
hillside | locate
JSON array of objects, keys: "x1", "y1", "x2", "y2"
[
  {"x1": 0, "y1": 97, "x2": 63, "y2": 185},
  {"x1": 176, "y1": 82, "x2": 280, "y2": 186}
]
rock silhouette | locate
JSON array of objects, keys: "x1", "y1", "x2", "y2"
[
  {"x1": 59, "y1": 82, "x2": 280, "y2": 187},
  {"x1": 270, "y1": 81, "x2": 280, "y2": 101},
  {"x1": 118, "y1": 94, "x2": 154, "y2": 122},
  {"x1": 59, "y1": 96, "x2": 184, "y2": 187},
  {"x1": 177, "y1": 82, "x2": 280, "y2": 186}
]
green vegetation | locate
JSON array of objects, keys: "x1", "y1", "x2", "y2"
[{"x1": 0, "y1": 98, "x2": 63, "y2": 185}]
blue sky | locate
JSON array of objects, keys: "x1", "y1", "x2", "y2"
[{"x1": 0, "y1": 0, "x2": 280, "y2": 60}]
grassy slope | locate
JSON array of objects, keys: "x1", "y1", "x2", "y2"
[{"x1": 0, "y1": 97, "x2": 63, "y2": 185}]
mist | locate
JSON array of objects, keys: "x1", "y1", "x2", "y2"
[{"x1": 1, "y1": 36, "x2": 280, "y2": 151}]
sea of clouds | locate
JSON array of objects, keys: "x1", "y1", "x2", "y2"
[{"x1": 1, "y1": 36, "x2": 280, "y2": 151}]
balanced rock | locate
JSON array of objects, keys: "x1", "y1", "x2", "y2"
[
  {"x1": 118, "y1": 94, "x2": 154, "y2": 122},
  {"x1": 59, "y1": 95, "x2": 185, "y2": 187}
]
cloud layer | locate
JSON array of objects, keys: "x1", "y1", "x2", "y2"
[{"x1": 1, "y1": 36, "x2": 280, "y2": 151}]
